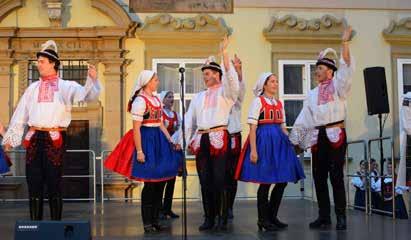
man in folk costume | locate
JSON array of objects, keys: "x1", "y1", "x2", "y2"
[
  {"x1": 395, "y1": 92, "x2": 411, "y2": 217},
  {"x1": 226, "y1": 54, "x2": 245, "y2": 219},
  {"x1": 185, "y1": 36, "x2": 240, "y2": 231},
  {"x1": 289, "y1": 26, "x2": 354, "y2": 230},
  {"x1": 2, "y1": 40, "x2": 100, "y2": 220}
]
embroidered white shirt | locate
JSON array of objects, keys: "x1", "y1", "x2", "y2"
[
  {"x1": 289, "y1": 56, "x2": 355, "y2": 149},
  {"x1": 2, "y1": 77, "x2": 101, "y2": 147},
  {"x1": 185, "y1": 59, "x2": 240, "y2": 144}
]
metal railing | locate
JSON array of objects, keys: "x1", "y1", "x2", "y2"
[
  {"x1": 0, "y1": 149, "x2": 97, "y2": 215},
  {"x1": 345, "y1": 140, "x2": 368, "y2": 213},
  {"x1": 367, "y1": 137, "x2": 396, "y2": 219}
]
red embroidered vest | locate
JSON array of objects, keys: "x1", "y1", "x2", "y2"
[
  {"x1": 258, "y1": 96, "x2": 284, "y2": 124},
  {"x1": 383, "y1": 174, "x2": 397, "y2": 201},
  {"x1": 163, "y1": 110, "x2": 178, "y2": 135},
  {"x1": 139, "y1": 95, "x2": 162, "y2": 125}
]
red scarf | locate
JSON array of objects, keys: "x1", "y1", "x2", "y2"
[
  {"x1": 38, "y1": 75, "x2": 59, "y2": 103},
  {"x1": 318, "y1": 79, "x2": 335, "y2": 105}
]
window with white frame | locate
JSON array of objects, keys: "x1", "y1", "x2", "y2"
[
  {"x1": 278, "y1": 60, "x2": 317, "y2": 128},
  {"x1": 153, "y1": 58, "x2": 206, "y2": 159},
  {"x1": 153, "y1": 58, "x2": 206, "y2": 115},
  {"x1": 397, "y1": 59, "x2": 411, "y2": 143}
]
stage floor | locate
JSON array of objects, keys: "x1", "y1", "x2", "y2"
[{"x1": 1, "y1": 199, "x2": 409, "y2": 239}]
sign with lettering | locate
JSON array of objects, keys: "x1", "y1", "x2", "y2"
[{"x1": 129, "y1": 0, "x2": 233, "y2": 13}]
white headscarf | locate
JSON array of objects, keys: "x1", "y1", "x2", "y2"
[
  {"x1": 159, "y1": 90, "x2": 173, "y2": 103},
  {"x1": 130, "y1": 70, "x2": 156, "y2": 98},
  {"x1": 253, "y1": 72, "x2": 274, "y2": 97}
]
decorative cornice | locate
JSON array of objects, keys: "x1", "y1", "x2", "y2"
[
  {"x1": 383, "y1": 18, "x2": 411, "y2": 44},
  {"x1": 0, "y1": 0, "x2": 23, "y2": 22},
  {"x1": 264, "y1": 14, "x2": 349, "y2": 43},
  {"x1": 137, "y1": 14, "x2": 231, "y2": 41}
]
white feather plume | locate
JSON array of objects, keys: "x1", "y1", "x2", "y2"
[
  {"x1": 318, "y1": 48, "x2": 337, "y2": 60},
  {"x1": 205, "y1": 55, "x2": 216, "y2": 64},
  {"x1": 40, "y1": 40, "x2": 58, "y2": 53}
]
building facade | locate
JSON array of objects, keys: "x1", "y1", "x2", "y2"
[{"x1": 0, "y1": 0, "x2": 410, "y2": 206}]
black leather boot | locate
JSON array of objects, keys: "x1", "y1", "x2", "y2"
[
  {"x1": 309, "y1": 217, "x2": 332, "y2": 229},
  {"x1": 29, "y1": 197, "x2": 43, "y2": 220},
  {"x1": 142, "y1": 204, "x2": 156, "y2": 233},
  {"x1": 152, "y1": 202, "x2": 166, "y2": 232},
  {"x1": 269, "y1": 183, "x2": 288, "y2": 228},
  {"x1": 215, "y1": 191, "x2": 228, "y2": 231},
  {"x1": 336, "y1": 215, "x2": 347, "y2": 230},
  {"x1": 199, "y1": 195, "x2": 215, "y2": 231},
  {"x1": 257, "y1": 200, "x2": 278, "y2": 231},
  {"x1": 49, "y1": 196, "x2": 63, "y2": 221}
]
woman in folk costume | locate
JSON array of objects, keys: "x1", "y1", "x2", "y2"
[
  {"x1": 104, "y1": 70, "x2": 182, "y2": 233},
  {"x1": 351, "y1": 160, "x2": 367, "y2": 211},
  {"x1": 235, "y1": 72, "x2": 305, "y2": 231},
  {"x1": 374, "y1": 162, "x2": 409, "y2": 219},
  {"x1": 158, "y1": 90, "x2": 182, "y2": 219},
  {"x1": 2, "y1": 40, "x2": 100, "y2": 221},
  {"x1": 289, "y1": 26, "x2": 354, "y2": 230},
  {"x1": 0, "y1": 122, "x2": 12, "y2": 174}
]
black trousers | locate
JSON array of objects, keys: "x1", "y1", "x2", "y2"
[
  {"x1": 196, "y1": 132, "x2": 230, "y2": 221},
  {"x1": 26, "y1": 131, "x2": 64, "y2": 198},
  {"x1": 25, "y1": 131, "x2": 65, "y2": 220},
  {"x1": 141, "y1": 181, "x2": 166, "y2": 226},
  {"x1": 162, "y1": 177, "x2": 176, "y2": 213},
  {"x1": 227, "y1": 133, "x2": 241, "y2": 210},
  {"x1": 312, "y1": 127, "x2": 347, "y2": 218}
]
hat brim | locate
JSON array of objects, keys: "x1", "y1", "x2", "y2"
[
  {"x1": 316, "y1": 61, "x2": 337, "y2": 71},
  {"x1": 36, "y1": 51, "x2": 59, "y2": 62},
  {"x1": 201, "y1": 66, "x2": 223, "y2": 75}
]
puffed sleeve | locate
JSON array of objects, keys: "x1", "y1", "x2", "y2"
[
  {"x1": 247, "y1": 97, "x2": 262, "y2": 125},
  {"x1": 130, "y1": 96, "x2": 146, "y2": 122},
  {"x1": 334, "y1": 55, "x2": 355, "y2": 99}
]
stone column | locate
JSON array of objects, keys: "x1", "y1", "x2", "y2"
[
  {"x1": 0, "y1": 60, "x2": 13, "y2": 124},
  {"x1": 102, "y1": 60, "x2": 123, "y2": 150}
]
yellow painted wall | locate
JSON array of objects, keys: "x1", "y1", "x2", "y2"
[
  {"x1": 1, "y1": 2, "x2": 408, "y2": 148},
  {"x1": 0, "y1": 0, "x2": 49, "y2": 27},
  {"x1": 1, "y1": 2, "x2": 411, "y2": 200},
  {"x1": 0, "y1": 0, "x2": 116, "y2": 113}
]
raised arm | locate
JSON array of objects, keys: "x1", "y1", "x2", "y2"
[
  {"x1": 69, "y1": 64, "x2": 101, "y2": 104},
  {"x1": 220, "y1": 36, "x2": 240, "y2": 101},
  {"x1": 232, "y1": 54, "x2": 246, "y2": 104},
  {"x1": 335, "y1": 26, "x2": 355, "y2": 99}
]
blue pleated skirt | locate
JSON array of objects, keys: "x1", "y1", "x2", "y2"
[
  {"x1": 236, "y1": 124, "x2": 305, "y2": 184},
  {"x1": 131, "y1": 126, "x2": 182, "y2": 182},
  {"x1": 0, "y1": 146, "x2": 10, "y2": 174}
]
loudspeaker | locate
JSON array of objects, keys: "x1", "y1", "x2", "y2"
[
  {"x1": 15, "y1": 220, "x2": 91, "y2": 240},
  {"x1": 363, "y1": 67, "x2": 390, "y2": 115}
]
